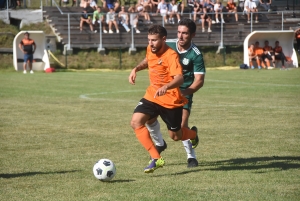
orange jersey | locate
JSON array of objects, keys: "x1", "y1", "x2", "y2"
[
  {"x1": 143, "y1": 45, "x2": 187, "y2": 109},
  {"x1": 254, "y1": 47, "x2": 263, "y2": 56},
  {"x1": 263, "y1": 45, "x2": 272, "y2": 51},
  {"x1": 226, "y1": 2, "x2": 236, "y2": 10},
  {"x1": 273, "y1": 46, "x2": 282, "y2": 53}
]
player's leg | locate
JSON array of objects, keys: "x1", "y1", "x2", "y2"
[
  {"x1": 131, "y1": 98, "x2": 164, "y2": 173},
  {"x1": 23, "y1": 54, "x2": 28, "y2": 73},
  {"x1": 146, "y1": 117, "x2": 167, "y2": 153},
  {"x1": 28, "y1": 54, "x2": 33, "y2": 73}
]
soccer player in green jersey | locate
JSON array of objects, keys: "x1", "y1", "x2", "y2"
[{"x1": 135, "y1": 18, "x2": 206, "y2": 168}]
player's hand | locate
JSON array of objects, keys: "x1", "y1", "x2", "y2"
[
  {"x1": 128, "y1": 68, "x2": 137, "y2": 85},
  {"x1": 154, "y1": 85, "x2": 168, "y2": 98}
]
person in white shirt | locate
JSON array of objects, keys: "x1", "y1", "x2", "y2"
[
  {"x1": 244, "y1": 0, "x2": 258, "y2": 23},
  {"x1": 156, "y1": 0, "x2": 171, "y2": 24},
  {"x1": 214, "y1": 0, "x2": 224, "y2": 23},
  {"x1": 169, "y1": 0, "x2": 181, "y2": 24},
  {"x1": 106, "y1": 7, "x2": 120, "y2": 33}
]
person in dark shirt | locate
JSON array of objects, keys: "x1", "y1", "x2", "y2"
[{"x1": 19, "y1": 32, "x2": 36, "y2": 74}]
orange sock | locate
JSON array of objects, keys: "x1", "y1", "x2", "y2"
[
  {"x1": 181, "y1": 127, "x2": 196, "y2": 141},
  {"x1": 135, "y1": 125, "x2": 160, "y2": 159}
]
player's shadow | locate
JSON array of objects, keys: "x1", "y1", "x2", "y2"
[
  {"x1": 0, "y1": 170, "x2": 81, "y2": 179},
  {"x1": 105, "y1": 179, "x2": 135, "y2": 183},
  {"x1": 163, "y1": 156, "x2": 300, "y2": 176}
]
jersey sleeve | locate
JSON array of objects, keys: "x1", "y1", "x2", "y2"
[
  {"x1": 193, "y1": 53, "x2": 206, "y2": 74},
  {"x1": 168, "y1": 51, "x2": 183, "y2": 77}
]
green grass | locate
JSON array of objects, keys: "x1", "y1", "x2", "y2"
[{"x1": 0, "y1": 69, "x2": 299, "y2": 201}]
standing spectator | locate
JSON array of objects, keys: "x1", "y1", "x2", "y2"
[
  {"x1": 273, "y1": 41, "x2": 288, "y2": 69},
  {"x1": 118, "y1": 6, "x2": 131, "y2": 32},
  {"x1": 19, "y1": 32, "x2": 36, "y2": 74},
  {"x1": 128, "y1": 5, "x2": 141, "y2": 33},
  {"x1": 92, "y1": 7, "x2": 107, "y2": 33},
  {"x1": 169, "y1": 0, "x2": 181, "y2": 24},
  {"x1": 259, "y1": 0, "x2": 272, "y2": 12},
  {"x1": 214, "y1": 0, "x2": 224, "y2": 23},
  {"x1": 80, "y1": 8, "x2": 96, "y2": 33},
  {"x1": 295, "y1": 28, "x2": 300, "y2": 55},
  {"x1": 225, "y1": 0, "x2": 238, "y2": 22},
  {"x1": 244, "y1": 0, "x2": 258, "y2": 23},
  {"x1": 156, "y1": 0, "x2": 171, "y2": 24},
  {"x1": 106, "y1": 7, "x2": 120, "y2": 33}
]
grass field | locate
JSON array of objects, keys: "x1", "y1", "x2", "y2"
[{"x1": 0, "y1": 69, "x2": 300, "y2": 201}]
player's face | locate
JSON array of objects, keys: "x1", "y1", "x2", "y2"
[
  {"x1": 148, "y1": 34, "x2": 165, "y2": 53},
  {"x1": 177, "y1": 25, "x2": 194, "y2": 47}
]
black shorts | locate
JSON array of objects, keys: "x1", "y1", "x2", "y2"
[{"x1": 134, "y1": 98, "x2": 183, "y2": 132}]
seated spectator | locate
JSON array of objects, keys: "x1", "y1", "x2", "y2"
[
  {"x1": 118, "y1": 6, "x2": 131, "y2": 32},
  {"x1": 80, "y1": 0, "x2": 89, "y2": 7},
  {"x1": 136, "y1": 3, "x2": 153, "y2": 24},
  {"x1": 262, "y1": 40, "x2": 275, "y2": 68},
  {"x1": 200, "y1": 8, "x2": 212, "y2": 32},
  {"x1": 150, "y1": 0, "x2": 160, "y2": 12},
  {"x1": 259, "y1": 0, "x2": 272, "y2": 12},
  {"x1": 214, "y1": 0, "x2": 224, "y2": 23},
  {"x1": 225, "y1": 0, "x2": 238, "y2": 22},
  {"x1": 254, "y1": 41, "x2": 265, "y2": 69},
  {"x1": 137, "y1": 0, "x2": 153, "y2": 12},
  {"x1": 169, "y1": 0, "x2": 181, "y2": 24},
  {"x1": 106, "y1": 7, "x2": 120, "y2": 33},
  {"x1": 175, "y1": 0, "x2": 185, "y2": 15},
  {"x1": 92, "y1": 7, "x2": 108, "y2": 33},
  {"x1": 101, "y1": 0, "x2": 120, "y2": 12},
  {"x1": 192, "y1": 0, "x2": 203, "y2": 22},
  {"x1": 89, "y1": 0, "x2": 98, "y2": 10},
  {"x1": 80, "y1": 8, "x2": 96, "y2": 33},
  {"x1": 273, "y1": 41, "x2": 288, "y2": 68},
  {"x1": 128, "y1": 5, "x2": 141, "y2": 33},
  {"x1": 203, "y1": 0, "x2": 215, "y2": 23},
  {"x1": 244, "y1": 0, "x2": 258, "y2": 23},
  {"x1": 156, "y1": 0, "x2": 171, "y2": 24}
]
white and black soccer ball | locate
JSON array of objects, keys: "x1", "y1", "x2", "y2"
[{"x1": 93, "y1": 159, "x2": 116, "y2": 181}]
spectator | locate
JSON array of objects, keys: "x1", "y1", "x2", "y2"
[
  {"x1": 150, "y1": 0, "x2": 160, "y2": 12},
  {"x1": 89, "y1": 0, "x2": 98, "y2": 10},
  {"x1": 136, "y1": 3, "x2": 153, "y2": 24},
  {"x1": 273, "y1": 41, "x2": 288, "y2": 68},
  {"x1": 214, "y1": 0, "x2": 224, "y2": 23},
  {"x1": 225, "y1": 0, "x2": 238, "y2": 22},
  {"x1": 101, "y1": 0, "x2": 120, "y2": 11},
  {"x1": 137, "y1": 0, "x2": 153, "y2": 12},
  {"x1": 192, "y1": 0, "x2": 202, "y2": 22},
  {"x1": 156, "y1": 0, "x2": 171, "y2": 24},
  {"x1": 200, "y1": 7, "x2": 212, "y2": 32},
  {"x1": 19, "y1": 32, "x2": 36, "y2": 74},
  {"x1": 295, "y1": 28, "x2": 300, "y2": 55},
  {"x1": 254, "y1": 41, "x2": 264, "y2": 69},
  {"x1": 203, "y1": 0, "x2": 215, "y2": 23},
  {"x1": 262, "y1": 40, "x2": 275, "y2": 68},
  {"x1": 128, "y1": 5, "x2": 141, "y2": 33},
  {"x1": 80, "y1": 0, "x2": 89, "y2": 7},
  {"x1": 80, "y1": 8, "x2": 96, "y2": 33},
  {"x1": 175, "y1": 0, "x2": 185, "y2": 15},
  {"x1": 259, "y1": 0, "x2": 272, "y2": 12},
  {"x1": 169, "y1": 0, "x2": 181, "y2": 24},
  {"x1": 244, "y1": 0, "x2": 258, "y2": 23},
  {"x1": 106, "y1": 7, "x2": 120, "y2": 33},
  {"x1": 118, "y1": 6, "x2": 131, "y2": 32},
  {"x1": 248, "y1": 44, "x2": 256, "y2": 69},
  {"x1": 92, "y1": 7, "x2": 107, "y2": 33}
]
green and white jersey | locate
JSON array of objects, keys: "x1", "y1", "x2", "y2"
[{"x1": 166, "y1": 39, "x2": 206, "y2": 90}]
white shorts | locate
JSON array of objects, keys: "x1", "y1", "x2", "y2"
[{"x1": 90, "y1": 2, "x2": 97, "y2": 7}]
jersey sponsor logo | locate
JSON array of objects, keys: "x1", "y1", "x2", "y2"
[
  {"x1": 171, "y1": 127, "x2": 178, "y2": 129},
  {"x1": 182, "y1": 58, "x2": 189, "y2": 65}
]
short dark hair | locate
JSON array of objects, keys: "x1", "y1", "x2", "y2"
[
  {"x1": 148, "y1": 25, "x2": 167, "y2": 38},
  {"x1": 178, "y1": 18, "x2": 196, "y2": 35},
  {"x1": 24, "y1": 32, "x2": 29, "y2": 36}
]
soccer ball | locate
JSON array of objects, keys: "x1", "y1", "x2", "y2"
[{"x1": 93, "y1": 159, "x2": 116, "y2": 181}]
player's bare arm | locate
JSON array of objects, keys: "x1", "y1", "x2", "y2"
[
  {"x1": 154, "y1": 74, "x2": 184, "y2": 98},
  {"x1": 181, "y1": 74, "x2": 205, "y2": 96},
  {"x1": 128, "y1": 58, "x2": 148, "y2": 85}
]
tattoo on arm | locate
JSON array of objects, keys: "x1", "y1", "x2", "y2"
[{"x1": 135, "y1": 58, "x2": 148, "y2": 72}]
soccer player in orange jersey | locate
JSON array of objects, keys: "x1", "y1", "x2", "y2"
[
  {"x1": 262, "y1": 40, "x2": 275, "y2": 68},
  {"x1": 19, "y1": 32, "x2": 36, "y2": 74},
  {"x1": 254, "y1": 41, "x2": 264, "y2": 69},
  {"x1": 129, "y1": 25, "x2": 199, "y2": 173}
]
